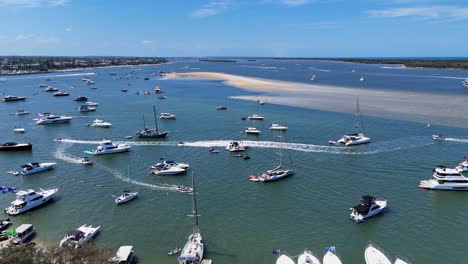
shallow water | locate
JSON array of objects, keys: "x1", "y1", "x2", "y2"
[{"x1": 1, "y1": 60, "x2": 468, "y2": 263}]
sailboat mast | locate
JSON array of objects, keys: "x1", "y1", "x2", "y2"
[
  {"x1": 191, "y1": 172, "x2": 199, "y2": 234},
  {"x1": 356, "y1": 98, "x2": 365, "y2": 133},
  {"x1": 152, "y1": 105, "x2": 159, "y2": 132},
  {"x1": 142, "y1": 115, "x2": 147, "y2": 129}
]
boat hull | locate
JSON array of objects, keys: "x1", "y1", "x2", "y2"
[
  {"x1": 364, "y1": 244, "x2": 391, "y2": 264},
  {"x1": 21, "y1": 163, "x2": 56, "y2": 175},
  {"x1": 93, "y1": 147, "x2": 130, "y2": 155},
  {"x1": 0, "y1": 143, "x2": 32, "y2": 151},
  {"x1": 419, "y1": 179, "x2": 468, "y2": 190}
]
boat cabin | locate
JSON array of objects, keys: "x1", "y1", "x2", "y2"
[
  {"x1": 109, "y1": 246, "x2": 135, "y2": 264},
  {"x1": 11, "y1": 224, "x2": 35, "y2": 244}
]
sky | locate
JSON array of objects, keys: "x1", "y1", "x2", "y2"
[{"x1": 0, "y1": 0, "x2": 467, "y2": 57}]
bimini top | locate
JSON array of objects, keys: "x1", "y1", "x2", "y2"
[
  {"x1": 67, "y1": 229, "x2": 85, "y2": 240},
  {"x1": 352, "y1": 204, "x2": 370, "y2": 214},
  {"x1": 360, "y1": 195, "x2": 375, "y2": 205}
]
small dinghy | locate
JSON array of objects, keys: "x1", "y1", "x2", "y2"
[
  {"x1": 177, "y1": 186, "x2": 193, "y2": 193},
  {"x1": 364, "y1": 243, "x2": 391, "y2": 264},
  {"x1": 13, "y1": 127, "x2": 25, "y2": 133},
  {"x1": 115, "y1": 191, "x2": 138, "y2": 204},
  {"x1": 167, "y1": 247, "x2": 181, "y2": 255},
  {"x1": 6, "y1": 171, "x2": 19, "y2": 176},
  {"x1": 81, "y1": 157, "x2": 93, "y2": 165},
  {"x1": 323, "y1": 247, "x2": 342, "y2": 264},
  {"x1": 248, "y1": 175, "x2": 260, "y2": 182},
  {"x1": 298, "y1": 249, "x2": 321, "y2": 264}
]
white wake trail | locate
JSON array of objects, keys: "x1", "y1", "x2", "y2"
[{"x1": 444, "y1": 137, "x2": 468, "y2": 143}]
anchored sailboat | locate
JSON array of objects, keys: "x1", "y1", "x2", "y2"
[
  {"x1": 336, "y1": 98, "x2": 370, "y2": 146},
  {"x1": 137, "y1": 105, "x2": 168, "y2": 138}
]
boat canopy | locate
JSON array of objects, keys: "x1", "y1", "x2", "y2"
[
  {"x1": 360, "y1": 195, "x2": 375, "y2": 205},
  {"x1": 352, "y1": 204, "x2": 370, "y2": 214},
  {"x1": 67, "y1": 229, "x2": 85, "y2": 240}
]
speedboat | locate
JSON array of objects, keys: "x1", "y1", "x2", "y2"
[
  {"x1": 168, "y1": 247, "x2": 182, "y2": 255},
  {"x1": 93, "y1": 140, "x2": 130, "y2": 155},
  {"x1": 91, "y1": 119, "x2": 112, "y2": 127},
  {"x1": 248, "y1": 114, "x2": 264, "y2": 120},
  {"x1": 337, "y1": 133, "x2": 370, "y2": 146},
  {"x1": 81, "y1": 157, "x2": 93, "y2": 165},
  {"x1": 177, "y1": 186, "x2": 193, "y2": 193},
  {"x1": 269, "y1": 124, "x2": 288, "y2": 131},
  {"x1": 85, "y1": 101, "x2": 99, "y2": 106},
  {"x1": 78, "y1": 105, "x2": 96, "y2": 112},
  {"x1": 151, "y1": 159, "x2": 190, "y2": 170},
  {"x1": 0, "y1": 142, "x2": 32, "y2": 151},
  {"x1": 245, "y1": 127, "x2": 261, "y2": 135},
  {"x1": 109, "y1": 246, "x2": 135, "y2": 263},
  {"x1": 350, "y1": 195, "x2": 387, "y2": 223},
  {"x1": 20, "y1": 162, "x2": 56, "y2": 175},
  {"x1": 44, "y1": 87, "x2": 59, "y2": 92},
  {"x1": 364, "y1": 243, "x2": 391, "y2": 264},
  {"x1": 74, "y1": 96, "x2": 88, "y2": 101},
  {"x1": 3, "y1": 95, "x2": 26, "y2": 102},
  {"x1": 360, "y1": 76, "x2": 366, "y2": 82},
  {"x1": 160, "y1": 112, "x2": 176, "y2": 119},
  {"x1": 121, "y1": 88, "x2": 128, "y2": 92},
  {"x1": 462, "y1": 79, "x2": 468, "y2": 88},
  {"x1": 4, "y1": 188, "x2": 58, "y2": 215},
  {"x1": 0, "y1": 218, "x2": 12, "y2": 231},
  {"x1": 456, "y1": 158, "x2": 468, "y2": 172},
  {"x1": 13, "y1": 126, "x2": 25, "y2": 133},
  {"x1": 59, "y1": 224, "x2": 100, "y2": 248},
  {"x1": 249, "y1": 166, "x2": 294, "y2": 182},
  {"x1": 11, "y1": 224, "x2": 35, "y2": 244},
  {"x1": 35, "y1": 114, "x2": 72, "y2": 125},
  {"x1": 276, "y1": 253, "x2": 295, "y2": 264},
  {"x1": 53, "y1": 91, "x2": 70, "y2": 96},
  {"x1": 297, "y1": 249, "x2": 321, "y2": 264},
  {"x1": 432, "y1": 134, "x2": 445, "y2": 141},
  {"x1": 216, "y1": 105, "x2": 228, "y2": 110},
  {"x1": 323, "y1": 247, "x2": 342, "y2": 264},
  {"x1": 419, "y1": 165, "x2": 468, "y2": 190},
  {"x1": 115, "y1": 191, "x2": 138, "y2": 204},
  {"x1": 150, "y1": 163, "x2": 187, "y2": 176},
  {"x1": 12, "y1": 109, "x2": 29, "y2": 115},
  {"x1": 311, "y1": 74, "x2": 318, "y2": 81},
  {"x1": 226, "y1": 141, "x2": 246, "y2": 152}
]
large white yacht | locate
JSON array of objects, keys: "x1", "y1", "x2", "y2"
[
  {"x1": 93, "y1": 140, "x2": 131, "y2": 155},
  {"x1": 336, "y1": 99, "x2": 370, "y2": 146},
  {"x1": 4, "y1": 188, "x2": 58, "y2": 215},
  {"x1": 364, "y1": 243, "x2": 391, "y2": 264},
  {"x1": 226, "y1": 141, "x2": 246, "y2": 152},
  {"x1": 297, "y1": 249, "x2": 321, "y2": 264},
  {"x1": 248, "y1": 114, "x2": 264, "y2": 120},
  {"x1": 35, "y1": 114, "x2": 72, "y2": 125},
  {"x1": 59, "y1": 224, "x2": 101, "y2": 248},
  {"x1": 90, "y1": 119, "x2": 112, "y2": 127},
  {"x1": 150, "y1": 162, "x2": 188, "y2": 176},
  {"x1": 245, "y1": 127, "x2": 261, "y2": 135},
  {"x1": 269, "y1": 124, "x2": 288, "y2": 131},
  {"x1": 419, "y1": 165, "x2": 468, "y2": 190},
  {"x1": 350, "y1": 195, "x2": 387, "y2": 223},
  {"x1": 20, "y1": 162, "x2": 56, "y2": 175}
]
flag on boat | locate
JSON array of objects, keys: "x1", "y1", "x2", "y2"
[
  {"x1": 272, "y1": 249, "x2": 281, "y2": 255},
  {"x1": 5, "y1": 229, "x2": 16, "y2": 236},
  {"x1": 326, "y1": 246, "x2": 336, "y2": 253}
]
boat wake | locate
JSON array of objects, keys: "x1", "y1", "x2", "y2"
[
  {"x1": 55, "y1": 136, "x2": 432, "y2": 155},
  {"x1": 54, "y1": 144, "x2": 86, "y2": 164},
  {"x1": 12, "y1": 72, "x2": 96, "y2": 80},
  {"x1": 443, "y1": 137, "x2": 468, "y2": 143}
]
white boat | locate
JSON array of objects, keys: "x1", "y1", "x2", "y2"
[
  {"x1": 81, "y1": 157, "x2": 93, "y2": 165},
  {"x1": 462, "y1": 79, "x2": 468, "y2": 88},
  {"x1": 276, "y1": 254, "x2": 295, "y2": 264},
  {"x1": 10, "y1": 224, "x2": 35, "y2": 244},
  {"x1": 4, "y1": 188, "x2": 58, "y2": 215},
  {"x1": 360, "y1": 76, "x2": 366, "y2": 82},
  {"x1": 248, "y1": 114, "x2": 264, "y2": 120},
  {"x1": 93, "y1": 140, "x2": 130, "y2": 155},
  {"x1": 337, "y1": 99, "x2": 370, "y2": 146},
  {"x1": 115, "y1": 191, "x2": 138, "y2": 204},
  {"x1": 59, "y1": 224, "x2": 100, "y2": 248},
  {"x1": 13, "y1": 127, "x2": 25, "y2": 133},
  {"x1": 78, "y1": 105, "x2": 96, "y2": 112},
  {"x1": 419, "y1": 165, "x2": 468, "y2": 190},
  {"x1": 35, "y1": 114, "x2": 72, "y2": 125},
  {"x1": 151, "y1": 163, "x2": 187, "y2": 176},
  {"x1": 85, "y1": 101, "x2": 99, "y2": 106},
  {"x1": 160, "y1": 112, "x2": 176, "y2": 119},
  {"x1": 298, "y1": 249, "x2": 321, "y2": 264},
  {"x1": 432, "y1": 134, "x2": 445, "y2": 141},
  {"x1": 151, "y1": 159, "x2": 190, "y2": 170},
  {"x1": 323, "y1": 247, "x2": 342, "y2": 264},
  {"x1": 12, "y1": 109, "x2": 29, "y2": 115},
  {"x1": 44, "y1": 87, "x2": 59, "y2": 92},
  {"x1": 245, "y1": 127, "x2": 261, "y2": 135},
  {"x1": 20, "y1": 162, "x2": 56, "y2": 175},
  {"x1": 350, "y1": 195, "x2": 387, "y2": 223},
  {"x1": 269, "y1": 124, "x2": 288, "y2": 131},
  {"x1": 226, "y1": 141, "x2": 246, "y2": 152},
  {"x1": 364, "y1": 243, "x2": 391, "y2": 264},
  {"x1": 394, "y1": 257, "x2": 411, "y2": 264},
  {"x1": 311, "y1": 74, "x2": 318, "y2": 81},
  {"x1": 109, "y1": 246, "x2": 135, "y2": 264},
  {"x1": 456, "y1": 158, "x2": 468, "y2": 172},
  {"x1": 178, "y1": 173, "x2": 204, "y2": 264},
  {"x1": 91, "y1": 119, "x2": 112, "y2": 127},
  {"x1": 177, "y1": 186, "x2": 193, "y2": 193},
  {"x1": 53, "y1": 91, "x2": 70, "y2": 96}
]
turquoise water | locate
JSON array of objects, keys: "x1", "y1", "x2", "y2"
[{"x1": 1, "y1": 59, "x2": 468, "y2": 263}]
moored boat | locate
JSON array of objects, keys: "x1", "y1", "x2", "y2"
[
  {"x1": 90, "y1": 119, "x2": 112, "y2": 127},
  {"x1": 35, "y1": 115, "x2": 72, "y2": 125},
  {"x1": 323, "y1": 247, "x2": 342, "y2": 264},
  {"x1": 276, "y1": 253, "x2": 295, "y2": 264},
  {"x1": 0, "y1": 142, "x2": 32, "y2": 151},
  {"x1": 109, "y1": 246, "x2": 135, "y2": 263},
  {"x1": 3, "y1": 95, "x2": 26, "y2": 102},
  {"x1": 92, "y1": 140, "x2": 130, "y2": 155},
  {"x1": 419, "y1": 165, "x2": 468, "y2": 190},
  {"x1": 4, "y1": 188, "x2": 58, "y2": 215},
  {"x1": 137, "y1": 105, "x2": 168, "y2": 138},
  {"x1": 336, "y1": 99, "x2": 370, "y2": 146},
  {"x1": 364, "y1": 243, "x2": 391, "y2": 264},
  {"x1": 248, "y1": 114, "x2": 264, "y2": 120},
  {"x1": 20, "y1": 162, "x2": 56, "y2": 175},
  {"x1": 59, "y1": 224, "x2": 100, "y2": 248},
  {"x1": 350, "y1": 195, "x2": 387, "y2": 223},
  {"x1": 115, "y1": 191, "x2": 138, "y2": 204},
  {"x1": 298, "y1": 249, "x2": 321, "y2": 264}
]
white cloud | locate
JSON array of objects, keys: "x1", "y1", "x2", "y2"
[
  {"x1": 191, "y1": 1, "x2": 230, "y2": 18},
  {"x1": 141, "y1": 40, "x2": 153, "y2": 45},
  {"x1": 0, "y1": 0, "x2": 69, "y2": 8},
  {"x1": 281, "y1": 0, "x2": 311, "y2": 6},
  {"x1": 65, "y1": 27, "x2": 72, "y2": 32},
  {"x1": 368, "y1": 5, "x2": 468, "y2": 22},
  {"x1": 1, "y1": 34, "x2": 61, "y2": 44}
]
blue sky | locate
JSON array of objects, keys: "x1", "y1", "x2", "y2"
[{"x1": 0, "y1": 0, "x2": 467, "y2": 57}]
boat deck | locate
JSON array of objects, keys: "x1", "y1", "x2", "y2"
[{"x1": 201, "y1": 259, "x2": 212, "y2": 264}]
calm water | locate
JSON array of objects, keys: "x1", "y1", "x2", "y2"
[{"x1": 1, "y1": 59, "x2": 468, "y2": 263}]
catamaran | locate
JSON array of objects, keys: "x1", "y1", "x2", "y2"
[
  {"x1": 137, "y1": 105, "x2": 168, "y2": 138},
  {"x1": 336, "y1": 99, "x2": 370, "y2": 146}
]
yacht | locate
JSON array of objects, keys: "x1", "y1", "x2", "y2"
[
  {"x1": 462, "y1": 79, "x2": 468, "y2": 88},
  {"x1": 323, "y1": 247, "x2": 342, "y2": 264},
  {"x1": 35, "y1": 115, "x2": 72, "y2": 125},
  {"x1": 20, "y1": 162, "x2": 56, "y2": 175},
  {"x1": 248, "y1": 114, "x2": 264, "y2": 120},
  {"x1": 276, "y1": 254, "x2": 295, "y2": 264},
  {"x1": 3, "y1": 95, "x2": 26, "y2": 102},
  {"x1": 337, "y1": 99, "x2": 370, "y2": 146},
  {"x1": 160, "y1": 112, "x2": 176, "y2": 119},
  {"x1": 43, "y1": 87, "x2": 58, "y2": 92},
  {"x1": 109, "y1": 246, "x2": 135, "y2": 264},
  {"x1": 10, "y1": 224, "x2": 35, "y2": 244},
  {"x1": 350, "y1": 195, "x2": 387, "y2": 223},
  {"x1": 150, "y1": 163, "x2": 187, "y2": 176},
  {"x1": 419, "y1": 165, "x2": 468, "y2": 190},
  {"x1": 93, "y1": 140, "x2": 131, "y2": 155},
  {"x1": 91, "y1": 119, "x2": 112, "y2": 127},
  {"x1": 297, "y1": 249, "x2": 321, "y2": 264},
  {"x1": 151, "y1": 159, "x2": 190, "y2": 170},
  {"x1": 137, "y1": 105, "x2": 168, "y2": 138},
  {"x1": 245, "y1": 127, "x2": 261, "y2": 135},
  {"x1": 178, "y1": 173, "x2": 204, "y2": 264},
  {"x1": 78, "y1": 105, "x2": 96, "y2": 112},
  {"x1": 456, "y1": 158, "x2": 468, "y2": 172},
  {"x1": 85, "y1": 101, "x2": 99, "y2": 106},
  {"x1": 0, "y1": 142, "x2": 32, "y2": 151},
  {"x1": 59, "y1": 224, "x2": 100, "y2": 248},
  {"x1": 74, "y1": 96, "x2": 88, "y2": 101},
  {"x1": 53, "y1": 91, "x2": 70, "y2": 96},
  {"x1": 115, "y1": 191, "x2": 138, "y2": 204},
  {"x1": 4, "y1": 188, "x2": 58, "y2": 215},
  {"x1": 364, "y1": 243, "x2": 391, "y2": 264},
  {"x1": 226, "y1": 141, "x2": 246, "y2": 152},
  {"x1": 12, "y1": 109, "x2": 29, "y2": 115},
  {"x1": 13, "y1": 126, "x2": 25, "y2": 133},
  {"x1": 269, "y1": 124, "x2": 288, "y2": 131}
]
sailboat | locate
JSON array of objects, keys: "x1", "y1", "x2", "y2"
[
  {"x1": 178, "y1": 173, "x2": 204, "y2": 264},
  {"x1": 336, "y1": 98, "x2": 370, "y2": 146},
  {"x1": 249, "y1": 134, "x2": 294, "y2": 182},
  {"x1": 136, "y1": 105, "x2": 168, "y2": 138}
]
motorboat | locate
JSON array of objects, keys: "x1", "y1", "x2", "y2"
[
  {"x1": 216, "y1": 105, "x2": 228, "y2": 110},
  {"x1": 245, "y1": 127, "x2": 261, "y2": 135},
  {"x1": 248, "y1": 114, "x2": 264, "y2": 120},
  {"x1": 276, "y1": 253, "x2": 295, "y2": 264},
  {"x1": 35, "y1": 115, "x2": 72, "y2": 125},
  {"x1": 4, "y1": 188, "x2": 58, "y2": 215},
  {"x1": 81, "y1": 157, "x2": 93, "y2": 165},
  {"x1": 350, "y1": 195, "x2": 387, "y2": 223},
  {"x1": 364, "y1": 243, "x2": 391, "y2": 264},
  {"x1": 394, "y1": 257, "x2": 411, "y2": 264},
  {"x1": 310, "y1": 74, "x2": 318, "y2": 81},
  {"x1": 0, "y1": 142, "x2": 32, "y2": 151},
  {"x1": 74, "y1": 96, "x2": 88, "y2": 101},
  {"x1": 323, "y1": 247, "x2": 342, "y2": 264},
  {"x1": 462, "y1": 79, "x2": 468, "y2": 88},
  {"x1": 13, "y1": 126, "x2": 25, "y2": 133},
  {"x1": 12, "y1": 109, "x2": 29, "y2": 115},
  {"x1": 151, "y1": 159, "x2": 190, "y2": 170},
  {"x1": 59, "y1": 224, "x2": 100, "y2": 248},
  {"x1": 121, "y1": 88, "x2": 128, "y2": 92},
  {"x1": 93, "y1": 140, "x2": 131, "y2": 155},
  {"x1": 10, "y1": 224, "x2": 35, "y2": 244},
  {"x1": 226, "y1": 141, "x2": 246, "y2": 152},
  {"x1": 269, "y1": 124, "x2": 288, "y2": 131},
  {"x1": 419, "y1": 165, "x2": 468, "y2": 190},
  {"x1": 115, "y1": 191, "x2": 138, "y2": 204},
  {"x1": 137, "y1": 105, "x2": 168, "y2": 138},
  {"x1": 44, "y1": 87, "x2": 59, "y2": 92},
  {"x1": 20, "y1": 162, "x2": 56, "y2": 175},
  {"x1": 160, "y1": 112, "x2": 176, "y2": 119},
  {"x1": 258, "y1": 100, "x2": 265, "y2": 105},
  {"x1": 432, "y1": 134, "x2": 445, "y2": 141},
  {"x1": 0, "y1": 218, "x2": 12, "y2": 231},
  {"x1": 85, "y1": 101, "x2": 99, "y2": 106},
  {"x1": 39, "y1": 84, "x2": 48, "y2": 88},
  {"x1": 168, "y1": 247, "x2": 182, "y2": 255},
  {"x1": 53, "y1": 91, "x2": 70, "y2": 96},
  {"x1": 360, "y1": 76, "x2": 366, "y2": 82},
  {"x1": 155, "y1": 86, "x2": 162, "y2": 93},
  {"x1": 337, "y1": 99, "x2": 370, "y2": 146},
  {"x1": 91, "y1": 119, "x2": 112, "y2": 127},
  {"x1": 178, "y1": 173, "x2": 204, "y2": 264},
  {"x1": 297, "y1": 249, "x2": 321, "y2": 264},
  {"x1": 109, "y1": 246, "x2": 135, "y2": 264},
  {"x1": 78, "y1": 105, "x2": 96, "y2": 112},
  {"x1": 150, "y1": 163, "x2": 187, "y2": 176},
  {"x1": 208, "y1": 148, "x2": 219, "y2": 153},
  {"x1": 456, "y1": 158, "x2": 468, "y2": 172},
  {"x1": 3, "y1": 95, "x2": 26, "y2": 102},
  {"x1": 177, "y1": 186, "x2": 193, "y2": 193}
]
